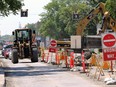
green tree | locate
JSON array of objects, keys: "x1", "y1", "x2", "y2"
[
  {"x1": 87, "y1": 0, "x2": 107, "y2": 6},
  {"x1": 0, "y1": 0, "x2": 23, "y2": 16},
  {"x1": 106, "y1": 0, "x2": 116, "y2": 19},
  {"x1": 25, "y1": 22, "x2": 41, "y2": 35},
  {"x1": 39, "y1": 0, "x2": 115, "y2": 39},
  {"x1": 25, "y1": 23, "x2": 36, "y2": 30},
  {"x1": 39, "y1": 0, "x2": 91, "y2": 39}
]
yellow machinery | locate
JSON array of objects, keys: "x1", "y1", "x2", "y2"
[
  {"x1": 75, "y1": 2, "x2": 116, "y2": 77},
  {"x1": 12, "y1": 29, "x2": 38, "y2": 63},
  {"x1": 76, "y1": 2, "x2": 116, "y2": 36},
  {"x1": 55, "y1": 2, "x2": 116, "y2": 49},
  {"x1": 57, "y1": 40, "x2": 70, "y2": 48},
  {"x1": 101, "y1": 11, "x2": 116, "y2": 32}
]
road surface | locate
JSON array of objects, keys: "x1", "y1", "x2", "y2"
[{"x1": 0, "y1": 57, "x2": 115, "y2": 87}]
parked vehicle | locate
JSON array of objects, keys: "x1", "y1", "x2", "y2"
[
  {"x1": 1, "y1": 45, "x2": 7, "y2": 56},
  {"x1": 2, "y1": 44, "x2": 13, "y2": 57},
  {"x1": 8, "y1": 48, "x2": 12, "y2": 60},
  {"x1": 4, "y1": 48, "x2": 12, "y2": 59}
]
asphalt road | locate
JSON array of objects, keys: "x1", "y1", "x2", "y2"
[{"x1": 0, "y1": 57, "x2": 116, "y2": 87}]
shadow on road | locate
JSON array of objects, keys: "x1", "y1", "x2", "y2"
[
  {"x1": 0, "y1": 68, "x2": 4, "y2": 74},
  {"x1": 4, "y1": 65, "x2": 69, "y2": 77}
]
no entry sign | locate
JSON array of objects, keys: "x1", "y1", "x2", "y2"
[
  {"x1": 101, "y1": 33, "x2": 116, "y2": 61},
  {"x1": 103, "y1": 34, "x2": 115, "y2": 47},
  {"x1": 49, "y1": 40, "x2": 57, "y2": 53},
  {"x1": 50, "y1": 40, "x2": 57, "y2": 47}
]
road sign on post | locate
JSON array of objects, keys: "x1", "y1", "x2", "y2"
[
  {"x1": 101, "y1": 33, "x2": 116, "y2": 61},
  {"x1": 49, "y1": 47, "x2": 56, "y2": 53},
  {"x1": 49, "y1": 40, "x2": 57, "y2": 53},
  {"x1": 50, "y1": 40, "x2": 57, "y2": 47}
]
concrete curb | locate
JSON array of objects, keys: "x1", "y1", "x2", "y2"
[{"x1": 0, "y1": 62, "x2": 5, "y2": 87}]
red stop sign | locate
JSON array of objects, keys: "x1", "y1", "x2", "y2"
[
  {"x1": 103, "y1": 34, "x2": 116, "y2": 47},
  {"x1": 50, "y1": 40, "x2": 57, "y2": 47}
]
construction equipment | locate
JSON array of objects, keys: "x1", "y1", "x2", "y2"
[
  {"x1": 57, "y1": 40, "x2": 70, "y2": 48},
  {"x1": 76, "y1": 2, "x2": 116, "y2": 36},
  {"x1": 72, "y1": 2, "x2": 116, "y2": 65},
  {"x1": 75, "y1": 2, "x2": 116, "y2": 50},
  {"x1": 101, "y1": 11, "x2": 116, "y2": 33},
  {"x1": 11, "y1": 28, "x2": 38, "y2": 63}
]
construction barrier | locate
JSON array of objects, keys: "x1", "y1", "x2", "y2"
[
  {"x1": 81, "y1": 51, "x2": 86, "y2": 73},
  {"x1": 89, "y1": 54, "x2": 97, "y2": 66},
  {"x1": 65, "y1": 53, "x2": 68, "y2": 68},
  {"x1": 70, "y1": 52, "x2": 74, "y2": 68},
  {"x1": 55, "y1": 52, "x2": 60, "y2": 65},
  {"x1": 88, "y1": 53, "x2": 105, "y2": 80}
]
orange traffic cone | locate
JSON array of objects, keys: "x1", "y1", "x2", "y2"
[
  {"x1": 65, "y1": 55, "x2": 68, "y2": 68},
  {"x1": 70, "y1": 52, "x2": 74, "y2": 68},
  {"x1": 81, "y1": 51, "x2": 86, "y2": 72},
  {"x1": 57, "y1": 53, "x2": 60, "y2": 65}
]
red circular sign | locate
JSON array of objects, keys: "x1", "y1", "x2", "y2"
[
  {"x1": 103, "y1": 34, "x2": 116, "y2": 47},
  {"x1": 50, "y1": 40, "x2": 57, "y2": 47}
]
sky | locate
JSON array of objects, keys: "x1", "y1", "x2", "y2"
[{"x1": 0, "y1": 0, "x2": 51, "y2": 36}]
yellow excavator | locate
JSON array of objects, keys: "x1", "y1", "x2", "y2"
[
  {"x1": 73, "y1": 2, "x2": 116, "y2": 68},
  {"x1": 76, "y1": 2, "x2": 116, "y2": 36},
  {"x1": 100, "y1": 11, "x2": 116, "y2": 33},
  {"x1": 56, "y1": 2, "x2": 116, "y2": 50}
]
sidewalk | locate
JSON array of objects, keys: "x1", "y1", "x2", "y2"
[{"x1": 0, "y1": 62, "x2": 5, "y2": 87}]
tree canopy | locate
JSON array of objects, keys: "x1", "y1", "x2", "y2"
[
  {"x1": 38, "y1": 0, "x2": 116, "y2": 39},
  {"x1": 0, "y1": 0, "x2": 23, "y2": 16},
  {"x1": 39, "y1": 0, "x2": 91, "y2": 39},
  {"x1": 106, "y1": 0, "x2": 116, "y2": 19}
]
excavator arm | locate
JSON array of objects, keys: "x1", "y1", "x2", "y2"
[{"x1": 76, "y1": 2, "x2": 106, "y2": 36}]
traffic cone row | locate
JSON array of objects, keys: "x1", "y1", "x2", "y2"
[{"x1": 55, "y1": 52, "x2": 68, "y2": 66}]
